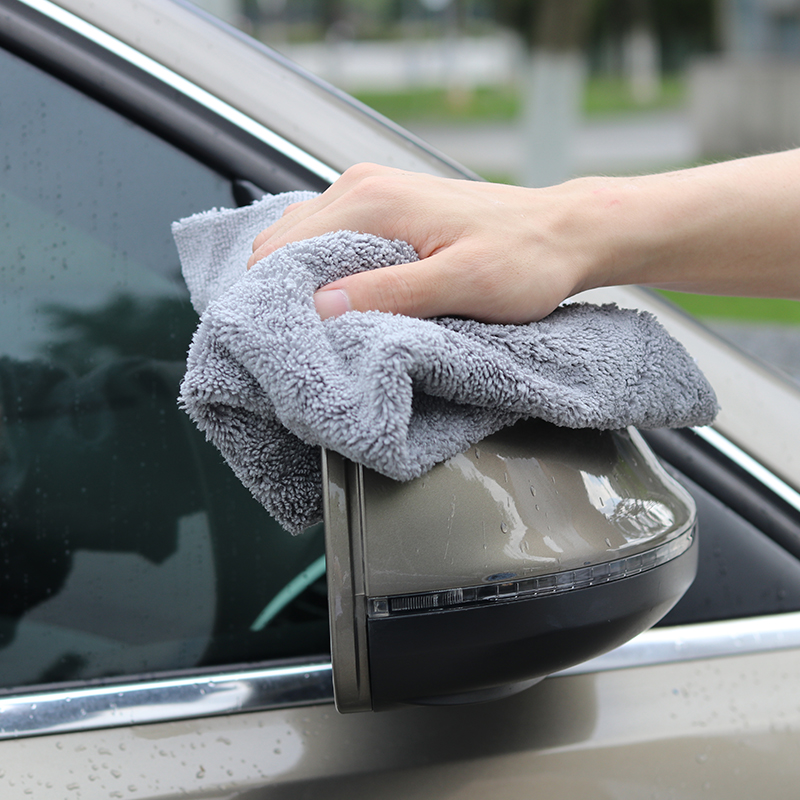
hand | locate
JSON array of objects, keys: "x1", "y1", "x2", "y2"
[
  {"x1": 249, "y1": 152, "x2": 800, "y2": 323},
  {"x1": 249, "y1": 164, "x2": 604, "y2": 324}
]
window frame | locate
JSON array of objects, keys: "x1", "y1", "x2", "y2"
[{"x1": 0, "y1": 0, "x2": 336, "y2": 194}]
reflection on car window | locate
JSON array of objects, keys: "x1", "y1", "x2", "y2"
[{"x1": 0, "y1": 47, "x2": 327, "y2": 690}]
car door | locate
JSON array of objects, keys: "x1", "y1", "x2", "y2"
[{"x1": 3, "y1": 1, "x2": 800, "y2": 798}]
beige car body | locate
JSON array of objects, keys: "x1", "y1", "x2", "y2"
[{"x1": 2, "y1": 1, "x2": 800, "y2": 797}]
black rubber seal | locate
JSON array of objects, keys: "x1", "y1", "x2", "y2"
[{"x1": 367, "y1": 539, "x2": 698, "y2": 709}]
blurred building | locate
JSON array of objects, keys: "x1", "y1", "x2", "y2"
[{"x1": 691, "y1": 0, "x2": 800, "y2": 156}]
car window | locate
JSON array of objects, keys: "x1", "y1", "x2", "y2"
[
  {"x1": 0, "y1": 45, "x2": 327, "y2": 690},
  {"x1": 643, "y1": 426, "x2": 800, "y2": 627},
  {"x1": 659, "y1": 291, "x2": 800, "y2": 388}
]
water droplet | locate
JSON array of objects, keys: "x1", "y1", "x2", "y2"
[
  {"x1": 535, "y1": 504, "x2": 540, "y2": 511},
  {"x1": 500, "y1": 522, "x2": 508, "y2": 534},
  {"x1": 475, "y1": 448, "x2": 480, "y2": 459},
  {"x1": 605, "y1": 537, "x2": 612, "y2": 547},
  {"x1": 274, "y1": 748, "x2": 282, "y2": 755},
  {"x1": 529, "y1": 486, "x2": 536, "y2": 496},
  {"x1": 111, "y1": 770, "x2": 122, "y2": 778}
]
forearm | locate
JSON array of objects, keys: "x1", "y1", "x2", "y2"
[{"x1": 580, "y1": 149, "x2": 800, "y2": 299}]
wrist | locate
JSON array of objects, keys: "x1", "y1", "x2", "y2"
[
  {"x1": 565, "y1": 170, "x2": 714, "y2": 295},
  {"x1": 541, "y1": 175, "x2": 651, "y2": 297}
]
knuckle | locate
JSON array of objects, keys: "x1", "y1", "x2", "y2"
[
  {"x1": 340, "y1": 162, "x2": 383, "y2": 187},
  {"x1": 340, "y1": 164, "x2": 398, "y2": 201}
]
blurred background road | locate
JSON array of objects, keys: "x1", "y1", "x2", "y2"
[
  {"x1": 408, "y1": 109, "x2": 696, "y2": 178},
  {"x1": 193, "y1": 0, "x2": 800, "y2": 384}
]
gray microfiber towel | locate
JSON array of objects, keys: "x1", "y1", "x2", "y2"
[{"x1": 173, "y1": 192, "x2": 718, "y2": 534}]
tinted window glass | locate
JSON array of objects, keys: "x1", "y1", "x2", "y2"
[{"x1": 0, "y1": 47, "x2": 326, "y2": 689}]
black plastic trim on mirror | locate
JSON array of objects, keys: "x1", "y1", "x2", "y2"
[{"x1": 366, "y1": 537, "x2": 697, "y2": 710}]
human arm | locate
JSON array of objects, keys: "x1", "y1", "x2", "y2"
[{"x1": 249, "y1": 152, "x2": 800, "y2": 324}]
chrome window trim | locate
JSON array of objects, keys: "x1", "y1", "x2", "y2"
[
  {"x1": 693, "y1": 425, "x2": 800, "y2": 515},
  {"x1": 0, "y1": 660, "x2": 333, "y2": 740},
  {"x1": 17, "y1": 0, "x2": 340, "y2": 185},
  {"x1": 4, "y1": 611, "x2": 800, "y2": 739},
  {"x1": 560, "y1": 610, "x2": 800, "y2": 676}
]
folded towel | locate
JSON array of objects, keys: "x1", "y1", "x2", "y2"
[{"x1": 173, "y1": 193, "x2": 718, "y2": 534}]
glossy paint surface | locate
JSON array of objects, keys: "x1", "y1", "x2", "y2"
[
  {"x1": 3, "y1": 646, "x2": 800, "y2": 797},
  {"x1": 356, "y1": 421, "x2": 695, "y2": 596}
]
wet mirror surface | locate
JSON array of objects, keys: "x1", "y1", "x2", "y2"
[{"x1": 360, "y1": 419, "x2": 694, "y2": 596}]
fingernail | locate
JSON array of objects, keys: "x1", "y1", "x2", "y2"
[{"x1": 314, "y1": 288, "x2": 350, "y2": 319}]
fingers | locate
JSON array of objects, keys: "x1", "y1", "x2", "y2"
[
  {"x1": 247, "y1": 164, "x2": 426, "y2": 269},
  {"x1": 311, "y1": 248, "x2": 544, "y2": 323},
  {"x1": 248, "y1": 196, "x2": 326, "y2": 268},
  {"x1": 314, "y1": 258, "x2": 447, "y2": 320},
  {"x1": 251, "y1": 201, "x2": 306, "y2": 256}
]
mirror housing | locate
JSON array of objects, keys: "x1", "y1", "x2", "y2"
[{"x1": 323, "y1": 419, "x2": 697, "y2": 713}]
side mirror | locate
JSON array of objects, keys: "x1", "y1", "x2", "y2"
[{"x1": 323, "y1": 418, "x2": 697, "y2": 713}]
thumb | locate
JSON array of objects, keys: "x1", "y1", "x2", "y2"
[{"x1": 313, "y1": 257, "x2": 453, "y2": 320}]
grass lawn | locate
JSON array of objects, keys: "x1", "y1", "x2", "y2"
[
  {"x1": 354, "y1": 75, "x2": 686, "y2": 124},
  {"x1": 658, "y1": 291, "x2": 800, "y2": 324},
  {"x1": 354, "y1": 84, "x2": 519, "y2": 123}
]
